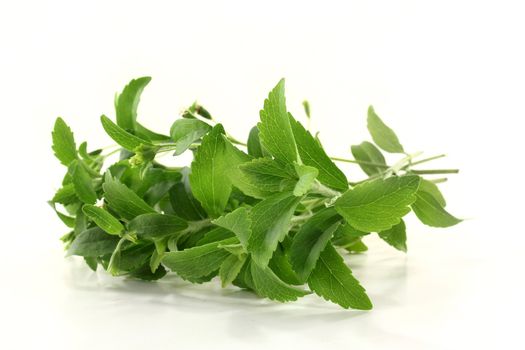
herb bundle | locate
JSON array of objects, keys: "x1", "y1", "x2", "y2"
[{"x1": 50, "y1": 77, "x2": 461, "y2": 310}]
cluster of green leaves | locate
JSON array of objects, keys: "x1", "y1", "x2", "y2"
[{"x1": 50, "y1": 77, "x2": 461, "y2": 310}]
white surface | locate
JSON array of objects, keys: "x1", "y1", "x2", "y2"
[{"x1": 1, "y1": 1, "x2": 524, "y2": 349}]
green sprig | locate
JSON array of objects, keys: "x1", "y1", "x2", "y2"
[{"x1": 50, "y1": 77, "x2": 462, "y2": 309}]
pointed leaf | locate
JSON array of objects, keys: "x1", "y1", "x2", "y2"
[
  {"x1": 82, "y1": 204, "x2": 124, "y2": 235},
  {"x1": 257, "y1": 79, "x2": 298, "y2": 164},
  {"x1": 289, "y1": 114, "x2": 348, "y2": 191},
  {"x1": 290, "y1": 207, "x2": 341, "y2": 281},
  {"x1": 246, "y1": 126, "x2": 265, "y2": 158},
  {"x1": 335, "y1": 175, "x2": 420, "y2": 232},
  {"x1": 70, "y1": 161, "x2": 97, "y2": 204},
  {"x1": 212, "y1": 207, "x2": 252, "y2": 249},
  {"x1": 248, "y1": 192, "x2": 302, "y2": 267},
  {"x1": 412, "y1": 191, "x2": 462, "y2": 227},
  {"x1": 102, "y1": 173, "x2": 156, "y2": 221},
  {"x1": 367, "y1": 106, "x2": 404, "y2": 153},
  {"x1": 116, "y1": 76, "x2": 151, "y2": 130},
  {"x1": 293, "y1": 163, "x2": 318, "y2": 196},
  {"x1": 268, "y1": 243, "x2": 303, "y2": 285},
  {"x1": 250, "y1": 262, "x2": 310, "y2": 302},
  {"x1": 52, "y1": 183, "x2": 78, "y2": 205},
  {"x1": 308, "y1": 243, "x2": 372, "y2": 310},
  {"x1": 344, "y1": 240, "x2": 368, "y2": 253},
  {"x1": 351, "y1": 141, "x2": 387, "y2": 176},
  {"x1": 52, "y1": 117, "x2": 77, "y2": 166},
  {"x1": 170, "y1": 118, "x2": 212, "y2": 155},
  {"x1": 238, "y1": 158, "x2": 296, "y2": 198},
  {"x1": 101, "y1": 115, "x2": 152, "y2": 151},
  {"x1": 168, "y1": 181, "x2": 206, "y2": 221},
  {"x1": 332, "y1": 223, "x2": 369, "y2": 248},
  {"x1": 128, "y1": 213, "x2": 188, "y2": 239},
  {"x1": 189, "y1": 125, "x2": 232, "y2": 217},
  {"x1": 162, "y1": 237, "x2": 237, "y2": 280},
  {"x1": 378, "y1": 219, "x2": 407, "y2": 252},
  {"x1": 196, "y1": 227, "x2": 235, "y2": 245},
  {"x1": 135, "y1": 122, "x2": 171, "y2": 142},
  {"x1": 418, "y1": 179, "x2": 446, "y2": 207},
  {"x1": 68, "y1": 227, "x2": 120, "y2": 257},
  {"x1": 219, "y1": 254, "x2": 247, "y2": 287},
  {"x1": 48, "y1": 201, "x2": 75, "y2": 228}
]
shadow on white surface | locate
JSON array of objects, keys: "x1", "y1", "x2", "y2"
[{"x1": 57, "y1": 252, "x2": 432, "y2": 349}]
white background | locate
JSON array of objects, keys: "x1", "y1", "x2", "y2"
[{"x1": 1, "y1": 1, "x2": 524, "y2": 349}]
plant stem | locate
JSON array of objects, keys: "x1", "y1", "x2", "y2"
[
  {"x1": 430, "y1": 177, "x2": 448, "y2": 184},
  {"x1": 388, "y1": 151, "x2": 423, "y2": 175},
  {"x1": 330, "y1": 156, "x2": 390, "y2": 168},
  {"x1": 103, "y1": 148, "x2": 122, "y2": 158},
  {"x1": 410, "y1": 169, "x2": 459, "y2": 175},
  {"x1": 186, "y1": 218, "x2": 213, "y2": 233},
  {"x1": 310, "y1": 181, "x2": 341, "y2": 198},
  {"x1": 227, "y1": 136, "x2": 247, "y2": 147},
  {"x1": 409, "y1": 154, "x2": 446, "y2": 167}
]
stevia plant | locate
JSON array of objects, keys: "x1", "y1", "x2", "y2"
[{"x1": 50, "y1": 77, "x2": 461, "y2": 310}]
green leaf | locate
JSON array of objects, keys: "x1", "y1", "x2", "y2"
[
  {"x1": 74, "y1": 207, "x2": 88, "y2": 235},
  {"x1": 212, "y1": 207, "x2": 252, "y2": 249},
  {"x1": 345, "y1": 240, "x2": 368, "y2": 253},
  {"x1": 246, "y1": 126, "x2": 265, "y2": 158},
  {"x1": 128, "y1": 213, "x2": 188, "y2": 239},
  {"x1": 169, "y1": 181, "x2": 206, "y2": 220},
  {"x1": 118, "y1": 243, "x2": 154, "y2": 271},
  {"x1": 170, "y1": 119, "x2": 212, "y2": 155},
  {"x1": 218, "y1": 243, "x2": 245, "y2": 256},
  {"x1": 308, "y1": 243, "x2": 372, "y2": 310},
  {"x1": 378, "y1": 219, "x2": 407, "y2": 252},
  {"x1": 290, "y1": 207, "x2": 341, "y2": 281},
  {"x1": 288, "y1": 114, "x2": 348, "y2": 191},
  {"x1": 52, "y1": 117, "x2": 77, "y2": 166},
  {"x1": 302, "y1": 100, "x2": 311, "y2": 119},
  {"x1": 219, "y1": 254, "x2": 247, "y2": 287},
  {"x1": 268, "y1": 243, "x2": 302, "y2": 285},
  {"x1": 52, "y1": 183, "x2": 78, "y2": 205},
  {"x1": 100, "y1": 115, "x2": 152, "y2": 151},
  {"x1": 418, "y1": 179, "x2": 446, "y2": 207},
  {"x1": 82, "y1": 204, "x2": 124, "y2": 235},
  {"x1": 367, "y1": 106, "x2": 404, "y2": 153},
  {"x1": 183, "y1": 101, "x2": 213, "y2": 120},
  {"x1": 293, "y1": 163, "x2": 318, "y2": 196},
  {"x1": 190, "y1": 124, "x2": 243, "y2": 217},
  {"x1": 68, "y1": 227, "x2": 120, "y2": 257},
  {"x1": 238, "y1": 158, "x2": 296, "y2": 198},
  {"x1": 107, "y1": 236, "x2": 127, "y2": 275},
  {"x1": 335, "y1": 175, "x2": 420, "y2": 232},
  {"x1": 412, "y1": 191, "x2": 462, "y2": 228},
  {"x1": 162, "y1": 237, "x2": 236, "y2": 280},
  {"x1": 332, "y1": 223, "x2": 369, "y2": 248},
  {"x1": 70, "y1": 161, "x2": 97, "y2": 204},
  {"x1": 115, "y1": 76, "x2": 151, "y2": 130},
  {"x1": 248, "y1": 192, "x2": 302, "y2": 267},
  {"x1": 257, "y1": 79, "x2": 299, "y2": 164},
  {"x1": 102, "y1": 173, "x2": 156, "y2": 221},
  {"x1": 213, "y1": 141, "x2": 291, "y2": 207},
  {"x1": 84, "y1": 257, "x2": 98, "y2": 271},
  {"x1": 196, "y1": 227, "x2": 235, "y2": 246},
  {"x1": 48, "y1": 201, "x2": 76, "y2": 228},
  {"x1": 150, "y1": 240, "x2": 167, "y2": 273},
  {"x1": 232, "y1": 258, "x2": 255, "y2": 290},
  {"x1": 250, "y1": 261, "x2": 310, "y2": 302},
  {"x1": 351, "y1": 141, "x2": 387, "y2": 176},
  {"x1": 130, "y1": 264, "x2": 167, "y2": 281},
  {"x1": 139, "y1": 168, "x2": 182, "y2": 205},
  {"x1": 135, "y1": 122, "x2": 171, "y2": 142}
]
